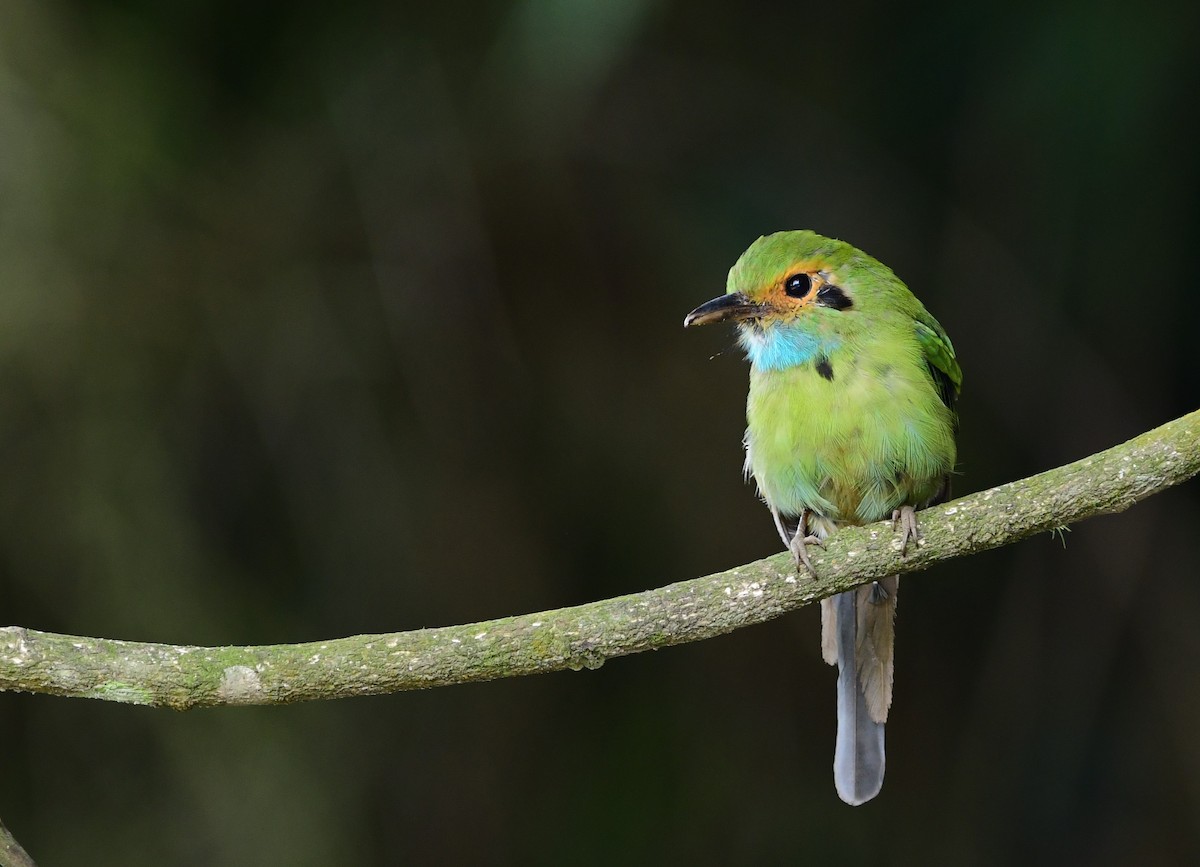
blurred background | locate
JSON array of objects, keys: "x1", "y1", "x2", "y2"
[{"x1": 2, "y1": 0, "x2": 1199, "y2": 864}]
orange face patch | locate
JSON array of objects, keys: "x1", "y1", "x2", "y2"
[{"x1": 757, "y1": 260, "x2": 841, "y2": 319}]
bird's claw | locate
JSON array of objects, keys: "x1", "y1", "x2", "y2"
[
  {"x1": 891, "y1": 505, "x2": 920, "y2": 555},
  {"x1": 790, "y1": 533, "x2": 824, "y2": 577}
]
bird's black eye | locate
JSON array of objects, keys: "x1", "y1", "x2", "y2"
[{"x1": 784, "y1": 273, "x2": 811, "y2": 298}]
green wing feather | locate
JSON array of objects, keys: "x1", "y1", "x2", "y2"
[{"x1": 913, "y1": 315, "x2": 962, "y2": 410}]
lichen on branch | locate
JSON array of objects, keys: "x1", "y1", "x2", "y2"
[{"x1": 2, "y1": 409, "x2": 1198, "y2": 711}]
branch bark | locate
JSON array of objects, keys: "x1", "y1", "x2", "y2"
[
  {"x1": 0, "y1": 816, "x2": 37, "y2": 867},
  {"x1": 2, "y1": 409, "x2": 1198, "y2": 711}
]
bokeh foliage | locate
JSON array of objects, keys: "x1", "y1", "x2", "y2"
[{"x1": 2, "y1": 1, "x2": 1199, "y2": 863}]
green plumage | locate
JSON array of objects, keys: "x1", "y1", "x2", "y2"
[
  {"x1": 685, "y1": 229, "x2": 961, "y2": 806},
  {"x1": 739, "y1": 246, "x2": 958, "y2": 524}
]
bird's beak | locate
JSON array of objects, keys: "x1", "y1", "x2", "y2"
[{"x1": 683, "y1": 293, "x2": 765, "y2": 328}]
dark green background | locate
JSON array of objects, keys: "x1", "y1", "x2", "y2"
[{"x1": 2, "y1": 1, "x2": 1199, "y2": 864}]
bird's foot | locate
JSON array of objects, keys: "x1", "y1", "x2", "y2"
[
  {"x1": 891, "y1": 505, "x2": 920, "y2": 555},
  {"x1": 789, "y1": 533, "x2": 824, "y2": 577}
]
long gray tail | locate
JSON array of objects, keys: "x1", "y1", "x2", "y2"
[{"x1": 822, "y1": 576, "x2": 898, "y2": 805}]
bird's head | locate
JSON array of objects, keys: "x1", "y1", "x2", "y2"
[
  {"x1": 684, "y1": 230, "x2": 882, "y2": 369},
  {"x1": 683, "y1": 230, "x2": 861, "y2": 330}
]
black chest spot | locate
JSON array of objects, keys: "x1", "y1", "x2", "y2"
[{"x1": 815, "y1": 355, "x2": 834, "y2": 381}]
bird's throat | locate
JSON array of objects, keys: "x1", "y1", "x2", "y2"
[{"x1": 738, "y1": 322, "x2": 837, "y2": 371}]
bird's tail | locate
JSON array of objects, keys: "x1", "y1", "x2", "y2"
[{"x1": 821, "y1": 575, "x2": 898, "y2": 805}]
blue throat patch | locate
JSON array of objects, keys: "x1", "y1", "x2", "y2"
[{"x1": 738, "y1": 322, "x2": 837, "y2": 371}]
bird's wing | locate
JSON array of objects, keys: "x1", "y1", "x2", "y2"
[
  {"x1": 914, "y1": 312, "x2": 960, "y2": 506},
  {"x1": 914, "y1": 315, "x2": 961, "y2": 411}
]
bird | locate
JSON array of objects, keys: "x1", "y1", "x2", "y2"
[{"x1": 684, "y1": 230, "x2": 960, "y2": 805}]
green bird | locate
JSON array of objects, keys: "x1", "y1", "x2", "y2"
[{"x1": 684, "y1": 230, "x2": 961, "y2": 805}]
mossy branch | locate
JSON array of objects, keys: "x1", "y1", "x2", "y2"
[
  {"x1": 0, "y1": 816, "x2": 36, "y2": 867},
  {"x1": 2, "y1": 410, "x2": 1198, "y2": 711}
]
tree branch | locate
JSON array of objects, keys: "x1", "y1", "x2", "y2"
[
  {"x1": 0, "y1": 815, "x2": 37, "y2": 867},
  {"x1": 2, "y1": 409, "x2": 1198, "y2": 710}
]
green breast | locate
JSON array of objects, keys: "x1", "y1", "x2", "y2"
[{"x1": 745, "y1": 335, "x2": 956, "y2": 524}]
